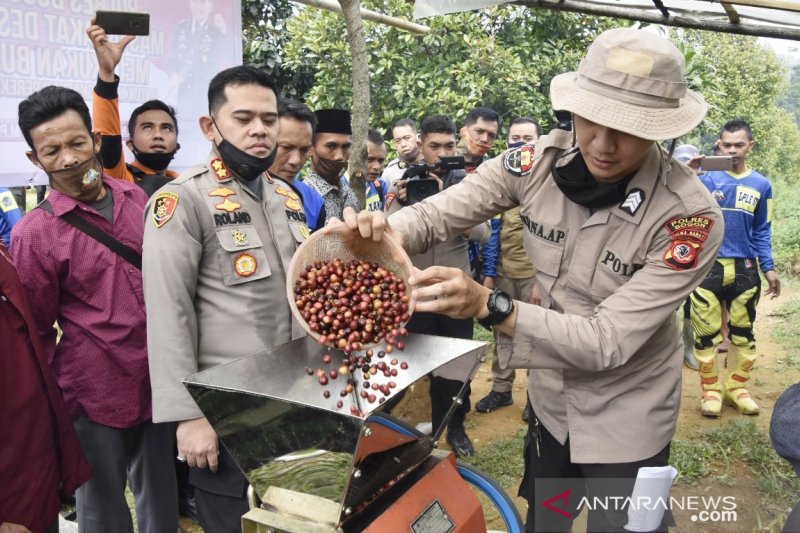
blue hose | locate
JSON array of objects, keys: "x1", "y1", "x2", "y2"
[{"x1": 457, "y1": 462, "x2": 525, "y2": 533}]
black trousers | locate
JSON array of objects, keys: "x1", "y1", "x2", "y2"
[
  {"x1": 190, "y1": 443, "x2": 250, "y2": 533},
  {"x1": 406, "y1": 312, "x2": 473, "y2": 432},
  {"x1": 520, "y1": 410, "x2": 671, "y2": 533}
]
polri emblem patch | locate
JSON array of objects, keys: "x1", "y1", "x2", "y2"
[
  {"x1": 152, "y1": 191, "x2": 179, "y2": 228},
  {"x1": 502, "y1": 145, "x2": 536, "y2": 177},
  {"x1": 233, "y1": 252, "x2": 257, "y2": 277}
]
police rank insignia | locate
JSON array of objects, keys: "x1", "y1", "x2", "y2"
[
  {"x1": 208, "y1": 186, "x2": 236, "y2": 198},
  {"x1": 502, "y1": 145, "x2": 536, "y2": 177},
  {"x1": 215, "y1": 198, "x2": 242, "y2": 212},
  {"x1": 152, "y1": 191, "x2": 179, "y2": 228},
  {"x1": 275, "y1": 186, "x2": 302, "y2": 211},
  {"x1": 662, "y1": 215, "x2": 713, "y2": 270},
  {"x1": 232, "y1": 229, "x2": 248, "y2": 246},
  {"x1": 211, "y1": 158, "x2": 230, "y2": 180},
  {"x1": 233, "y1": 252, "x2": 257, "y2": 277},
  {"x1": 619, "y1": 189, "x2": 645, "y2": 216}
]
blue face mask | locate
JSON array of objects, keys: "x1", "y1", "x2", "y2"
[{"x1": 507, "y1": 141, "x2": 526, "y2": 149}]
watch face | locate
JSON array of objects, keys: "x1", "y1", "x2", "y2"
[{"x1": 494, "y1": 291, "x2": 514, "y2": 314}]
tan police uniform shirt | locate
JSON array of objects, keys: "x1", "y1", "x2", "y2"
[
  {"x1": 389, "y1": 129, "x2": 723, "y2": 463},
  {"x1": 143, "y1": 151, "x2": 308, "y2": 423},
  {"x1": 386, "y1": 179, "x2": 491, "y2": 381}
]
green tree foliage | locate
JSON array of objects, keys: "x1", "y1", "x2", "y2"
[
  {"x1": 777, "y1": 63, "x2": 800, "y2": 127},
  {"x1": 675, "y1": 29, "x2": 800, "y2": 272},
  {"x1": 674, "y1": 30, "x2": 800, "y2": 183},
  {"x1": 281, "y1": 1, "x2": 620, "y2": 142},
  {"x1": 243, "y1": 0, "x2": 314, "y2": 96}
]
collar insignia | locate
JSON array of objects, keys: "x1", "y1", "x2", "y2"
[
  {"x1": 619, "y1": 188, "x2": 644, "y2": 216},
  {"x1": 211, "y1": 158, "x2": 230, "y2": 180}
]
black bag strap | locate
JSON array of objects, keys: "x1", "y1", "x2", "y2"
[{"x1": 39, "y1": 200, "x2": 142, "y2": 270}]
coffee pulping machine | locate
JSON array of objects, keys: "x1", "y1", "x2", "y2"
[{"x1": 184, "y1": 334, "x2": 525, "y2": 533}]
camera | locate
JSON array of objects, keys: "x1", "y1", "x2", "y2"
[{"x1": 401, "y1": 156, "x2": 465, "y2": 205}]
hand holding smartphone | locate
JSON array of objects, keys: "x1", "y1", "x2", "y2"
[
  {"x1": 700, "y1": 156, "x2": 733, "y2": 172},
  {"x1": 96, "y1": 11, "x2": 150, "y2": 36}
]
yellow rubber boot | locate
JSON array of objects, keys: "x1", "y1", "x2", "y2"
[
  {"x1": 696, "y1": 346, "x2": 722, "y2": 418},
  {"x1": 724, "y1": 345, "x2": 759, "y2": 415}
]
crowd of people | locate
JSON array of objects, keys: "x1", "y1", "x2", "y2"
[{"x1": 2, "y1": 18, "x2": 797, "y2": 533}]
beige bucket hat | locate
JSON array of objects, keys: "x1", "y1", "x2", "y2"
[{"x1": 550, "y1": 27, "x2": 708, "y2": 141}]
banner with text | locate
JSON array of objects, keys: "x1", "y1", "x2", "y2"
[{"x1": 0, "y1": 0, "x2": 242, "y2": 187}]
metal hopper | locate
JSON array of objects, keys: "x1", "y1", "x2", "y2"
[{"x1": 183, "y1": 333, "x2": 485, "y2": 529}]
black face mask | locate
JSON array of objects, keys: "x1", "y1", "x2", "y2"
[
  {"x1": 131, "y1": 144, "x2": 179, "y2": 172},
  {"x1": 551, "y1": 149, "x2": 634, "y2": 209},
  {"x1": 212, "y1": 118, "x2": 276, "y2": 181}
]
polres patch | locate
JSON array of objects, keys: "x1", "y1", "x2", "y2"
[
  {"x1": 663, "y1": 240, "x2": 699, "y2": 270},
  {"x1": 502, "y1": 145, "x2": 536, "y2": 177},
  {"x1": 152, "y1": 191, "x2": 179, "y2": 228},
  {"x1": 665, "y1": 216, "x2": 714, "y2": 236}
]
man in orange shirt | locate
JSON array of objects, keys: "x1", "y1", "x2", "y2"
[{"x1": 87, "y1": 21, "x2": 180, "y2": 197}]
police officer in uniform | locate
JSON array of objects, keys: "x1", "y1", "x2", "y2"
[
  {"x1": 339, "y1": 28, "x2": 723, "y2": 532},
  {"x1": 386, "y1": 114, "x2": 490, "y2": 457},
  {"x1": 142, "y1": 66, "x2": 308, "y2": 533}
]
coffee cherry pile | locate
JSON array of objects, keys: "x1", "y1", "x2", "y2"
[
  {"x1": 308, "y1": 347, "x2": 412, "y2": 415},
  {"x1": 294, "y1": 259, "x2": 411, "y2": 351}
]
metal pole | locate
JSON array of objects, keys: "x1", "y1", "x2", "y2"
[{"x1": 293, "y1": 0, "x2": 431, "y2": 34}]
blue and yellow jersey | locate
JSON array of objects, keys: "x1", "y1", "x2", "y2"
[
  {"x1": 700, "y1": 169, "x2": 774, "y2": 272},
  {"x1": 0, "y1": 188, "x2": 23, "y2": 247}
]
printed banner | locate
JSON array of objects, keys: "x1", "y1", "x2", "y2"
[{"x1": 0, "y1": 0, "x2": 242, "y2": 186}]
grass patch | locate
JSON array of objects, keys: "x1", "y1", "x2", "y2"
[
  {"x1": 461, "y1": 427, "x2": 526, "y2": 489},
  {"x1": 702, "y1": 420, "x2": 800, "y2": 509},
  {"x1": 671, "y1": 439, "x2": 717, "y2": 483},
  {"x1": 770, "y1": 296, "x2": 800, "y2": 369}
]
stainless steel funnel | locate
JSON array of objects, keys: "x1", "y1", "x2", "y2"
[{"x1": 183, "y1": 334, "x2": 485, "y2": 528}]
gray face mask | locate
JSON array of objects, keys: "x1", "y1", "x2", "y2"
[{"x1": 314, "y1": 156, "x2": 348, "y2": 182}]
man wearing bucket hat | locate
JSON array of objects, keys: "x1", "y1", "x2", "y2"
[{"x1": 338, "y1": 27, "x2": 722, "y2": 532}]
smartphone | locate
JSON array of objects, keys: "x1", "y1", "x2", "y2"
[
  {"x1": 700, "y1": 156, "x2": 733, "y2": 171},
  {"x1": 96, "y1": 11, "x2": 150, "y2": 36}
]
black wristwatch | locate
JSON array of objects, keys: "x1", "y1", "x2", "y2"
[{"x1": 478, "y1": 288, "x2": 515, "y2": 330}]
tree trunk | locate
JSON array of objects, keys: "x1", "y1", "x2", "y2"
[{"x1": 339, "y1": 0, "x2": 369, "y2": 209}]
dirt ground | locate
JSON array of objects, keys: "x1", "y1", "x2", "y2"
[{"x1": 390, "y1": 283, "x2": 800, "y2": 533}]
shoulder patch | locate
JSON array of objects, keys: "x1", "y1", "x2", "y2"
[
  {"x1": 662, "y1": 214, "x2": 714, "y2": 270},
  {"x1": 152, "y1": 191, "x2": 179, "y2": 227},
  {"x1": 385, "y1": 191, "x2": 396, "y2": 211},
  {"x1": 665, "y1": 216, "x2": 714, "y2": 238},
  {"x1": 663, "y1": 240, "x2": 699, "y2": 270},
  {"x1": 619, "y1": 188, "x2": 645, "y2": 216},
  {"x1": 502, "y1": 145, "x2": 536, "y2": 177}
]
